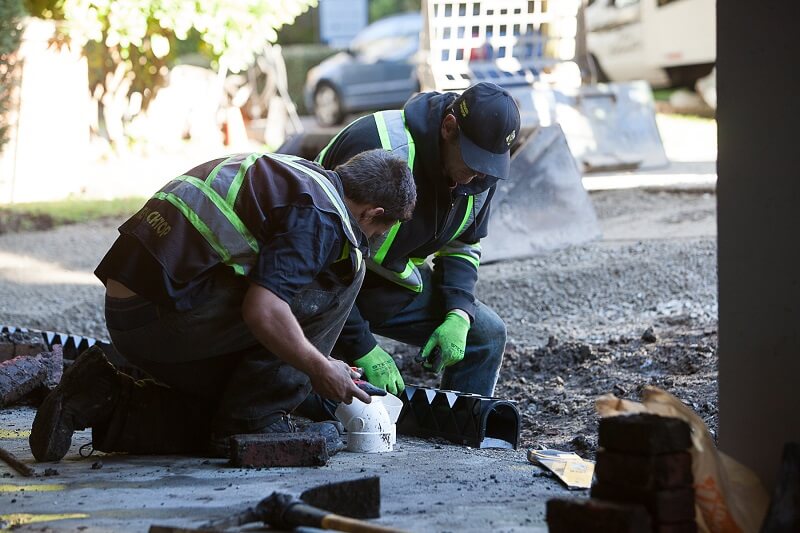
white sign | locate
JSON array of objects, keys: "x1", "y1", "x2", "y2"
[{"x1": 319, "y1": 0, "x2": 368, "y2": 48}]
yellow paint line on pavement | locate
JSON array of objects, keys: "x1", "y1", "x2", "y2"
[
  {"x1": 0, "y1": 483, "x2": 65, "y2": 492},
  {"x1": 0, "y1": 513, "x2": 88, "y2": 528},
  {"x1": 0, "y1": 429, "x2": 31, "y2": 439}
]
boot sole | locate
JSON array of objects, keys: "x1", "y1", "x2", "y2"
[
  {"x1": 29, "y1": 394, "x2": 72, "y2": 462},
  {"x1": 29, "y1": 348, "x2": 107, "y2": 462}
]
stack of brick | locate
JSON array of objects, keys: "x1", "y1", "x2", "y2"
[{"x1": 547, "y1": 413, "x2": 697, "y2": 532}]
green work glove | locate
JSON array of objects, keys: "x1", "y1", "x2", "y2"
[
  {"x1": 418, "y1": 311, "x2": 471, "y2": 373},
  {"x1": 353, "y1": 345, "x2": 405, "y2": 395}
]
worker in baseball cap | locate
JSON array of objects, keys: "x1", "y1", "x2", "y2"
[
  {"x1": 300, "y1": 82, "x2": 520, "y2": 413},
  {"x1": 451, "y1": 81, "x2": 520, "y2": 180}
]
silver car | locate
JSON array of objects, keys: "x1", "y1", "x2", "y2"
[{"x1": 304, "y1": 12, "x2": 422, "y2": 127}]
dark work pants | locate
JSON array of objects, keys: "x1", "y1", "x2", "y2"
[{"x1": 97, "y1": 268, "x2": 363, "y2": 454}]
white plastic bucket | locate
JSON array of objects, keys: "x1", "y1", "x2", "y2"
[{"x1": 335, "y1": 394, "x2": 400, "y2": 453}]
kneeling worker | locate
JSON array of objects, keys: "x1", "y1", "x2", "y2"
[
  {"x1": 316, "y1": 82, "x2": 520, "y2": 397},
  {"x1": 29, "y1": 149, "x2": 415, "y2": 461}
]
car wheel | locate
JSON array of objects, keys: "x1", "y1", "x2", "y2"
[{"x1": 314, "y1": 84, "x2": 345, "y2": 127}]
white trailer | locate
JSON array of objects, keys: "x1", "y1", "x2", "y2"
[{"x1": 585, "y1": 0, "x2": 715, "y2": 88}]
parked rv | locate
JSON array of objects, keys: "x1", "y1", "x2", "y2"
[{"x1": 585, "y1": 0, "x2": 715, "y2": 88}]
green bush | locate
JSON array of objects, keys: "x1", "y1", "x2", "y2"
[
  {"x1": 282, "y1": 44, "x2": 338, "y2": 115},
  {"x1": 0, "y1": 0, "x2": 26, "y2": 150}
]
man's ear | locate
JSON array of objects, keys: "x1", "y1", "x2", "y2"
[
  {"x1": 363, "y1": 206, "x2": 385, "y2": 220},
  {"x1": 441, "y1": 113, "x2": 458, "y2": 140}
]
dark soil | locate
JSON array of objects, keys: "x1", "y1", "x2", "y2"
[{"x1": 394, "y1": 324, "x2": 718, "y2": 458}]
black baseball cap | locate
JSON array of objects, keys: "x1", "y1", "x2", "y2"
[{"x1": 451, "y1": 82, "x2": 521, "y2": 180}]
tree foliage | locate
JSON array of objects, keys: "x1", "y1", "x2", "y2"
[
  {"x1": 27, "y1": 0, "x2": 317, "y2": 70},
  {"x1": 24, "y1": 0, "x2": 317, "y2": 144},
  {"x1": 57, "y1": 0, "x2": 318, "y2": 73},
  {"x1": 0, "y1": 0, "x2": 26, "y2": 150}
]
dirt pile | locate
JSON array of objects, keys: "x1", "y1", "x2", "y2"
[
  {"x1": 391, "y1": 188, "x2": 719, "y2": 455},
  {"x1": 396, "y1": 324, "x2": 717, "y2": 456}
]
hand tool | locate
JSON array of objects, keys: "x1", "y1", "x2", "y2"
[
  {"x1": 149, "y1": 477, "x2": 409, "y2": 533},
  {"x1": 0, "y1": 445, "x2": 35, "y2": 477},
  {"x1": 351, "y1": 365, "x2": 389, "y2": 396},
  {"x1": 355, "y1": 379, "x2": 388, "y2": 396},
  {"x1": 415, "y1": 346, "x2": 442, "y2": 373}
]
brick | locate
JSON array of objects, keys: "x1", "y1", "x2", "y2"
[
  {"x1": 599, "y1": 414, "x2": 692, "y2": 455},
  {"x1": 595, "y1": 450, "x2": 693, "y2": 490},
  {"x1": 0, "y1": 331, "x2": 46, "y2": 362},
  {"x1": 228, "y1": 433, "x2": 328, "y2": 468},
  {"x1": 546, "y1": 498, "x2": 651, "y2": 533},
  {"x1": 0, "y1": 354, "x2": 48, "y2": 407},
  {"x1": 591, "y1": 482, "x2": 696, "y2": 523}
]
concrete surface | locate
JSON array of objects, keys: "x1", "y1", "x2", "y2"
[{"x1": 1, "y1": 406, "x2": 561, "y2": 532}]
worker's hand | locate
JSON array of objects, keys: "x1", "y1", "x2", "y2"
[
  {"x1": 419, "y1": 311, "x2": 470, "y2": 373},
  {"x1": 353, "y1": 345, "x2": 405, "y2": 395},
  {"x1": 309, "y1": 358, "x2": 371, "y2": 405}
]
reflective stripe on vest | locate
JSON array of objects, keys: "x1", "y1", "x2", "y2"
[
  {"x1": 155, "y1": 153, "x2": 360, "y2": 276},
  {"x1": 435, "y1": 241, "x2": 482, "y2": 269},
  {"x1": 315, "y1": 114, "x2": 372, "y2": 165},
  {"x1": 436, "y1": 190, "x2": 489, "y2": 271},
  {"x1": 365, "y1": 111, "x2": 423, "y2": 292},
  {"x1": 265, "y1": 153, "x2": 358, "y2": 245},
  {"x1": 267, "y1": 153, "x2": 362, "y2": 271},
  {"x1": 370, "y1": 110, "x2": 416, "y2": 267}
]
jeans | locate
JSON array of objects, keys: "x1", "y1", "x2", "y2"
[
  {"x1": 99, "y1": 267, "x2": 363, "y2": 454},
  {"x1": 369, "y1": 266, "x2": 505, "y2": 397}
]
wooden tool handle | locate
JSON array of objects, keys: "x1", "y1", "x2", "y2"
[
  {"x1": 0, "y1": 445, "x2": 34, "y2": 477},
  {"x1": 286, "y1": 503, "x2": 409, "y2": 533},
  {"x1": 321, "y1": 514, "x2": 410, "y2": 533}
]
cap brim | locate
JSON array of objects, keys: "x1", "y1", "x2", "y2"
[{"x1": 459, "y1": 132, "x2": 512, "y2": 180}]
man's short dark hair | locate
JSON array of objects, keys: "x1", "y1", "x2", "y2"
[{"x1": 336, "y1": 149, "x2": 416, "y2": 224}]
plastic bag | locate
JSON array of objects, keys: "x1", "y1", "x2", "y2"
[{"x1": 595, "y1": 386, "x2": 769, "y2": 533}]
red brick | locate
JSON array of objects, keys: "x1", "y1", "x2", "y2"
[{"x1": 229, "y1": 433, "x2": 328, "y2": 467}]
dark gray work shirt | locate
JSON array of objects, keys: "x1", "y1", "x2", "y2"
[{"x1": 95, "y1": 205, "x2": 352, "y2": 311}]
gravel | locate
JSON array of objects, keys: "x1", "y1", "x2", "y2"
[
  {"x1": 0, "y1": 189, "x2": 718, "y2": 346},
  {"x1": 478, "y1": 237, "x2": 717, "y2": 348}
]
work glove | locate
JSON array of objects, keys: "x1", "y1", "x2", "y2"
[
  {"x1": 418, "y1": 311, "x2": 471, "y2": 373},
  {"x1": 353, "y1": 345, "x2": 405, "y2": 395}
]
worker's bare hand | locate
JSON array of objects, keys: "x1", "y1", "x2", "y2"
[{"x1": 309, "y1": 359, "x2": 372, "y2": 404}]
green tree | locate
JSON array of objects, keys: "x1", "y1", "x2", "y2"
[
  {"x1": 25, "y1": 0, "x2": 317, "y2": 145},
  {"x1": 0, "y1": 0, "x2": 26, "y2": 150}
]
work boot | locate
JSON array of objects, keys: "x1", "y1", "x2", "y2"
[
  {"x1": 29, "y1": 346, "x2": 119, "y2": 462},
  {"x1": 295, "y1": 392, "x2": 339, "y2": 421},
  {"x1": 301, "y1": 420, "x2": 346, "y2": 456}
]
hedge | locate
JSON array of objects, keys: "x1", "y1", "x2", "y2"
[{"x1": 281, "y1": 43, "x2": 339, "y2": 115}]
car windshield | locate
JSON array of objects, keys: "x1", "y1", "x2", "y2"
[{"x1": 349, "y1": 12, "x2": 422, "y2": 62}]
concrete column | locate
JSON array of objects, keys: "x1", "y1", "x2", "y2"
[{"x1": 717, "y1": 1, "x2": 800, "y2": 489}]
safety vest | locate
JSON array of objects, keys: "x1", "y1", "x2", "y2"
[
  {"x1": 122, "y1": 152, "x2": 363, "y2": 284},
  {"x1": 319, "y1": 110, "x2": 486, "y2": 293}
]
